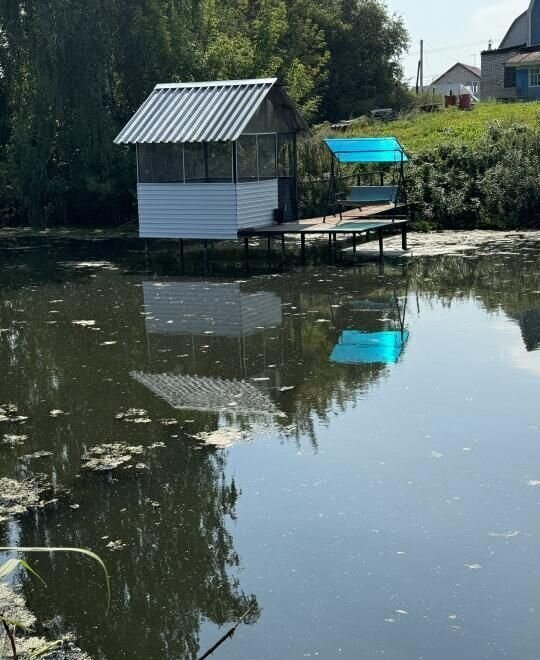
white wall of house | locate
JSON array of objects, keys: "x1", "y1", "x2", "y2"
[
  {"x1": 429, "y1": 64, "x2": 481, "y2": 98},
  {"x1": 137, "y1": 180, "x2": 279, "y2": 239}
]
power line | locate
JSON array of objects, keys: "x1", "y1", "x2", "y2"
[{"x1": 408, "y1": 37, "x2": 503, "y2": 57}]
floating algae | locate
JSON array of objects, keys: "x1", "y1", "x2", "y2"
[
  {"x1": 191, "y1": 427, "x2": 250, "y2": 449},
  {"x1": 0, "y1": 583, "x2": 93, "y2": 659},
  {"x1": 2, "y1": 433, "x2": 28, "y2": 445},
  {"x1": 81, "y1": 443, "x2": 144, "y2": 471},
  {"x1": 0, "y1": 476, "x2": 60, "y2": 523},
  {"x1": 0, "y1": 583, "x2": 37, "y2": 629},
  {"x1": 115, "y1": 408, "x2": 151, "y2": 424},
  {"x1": 19, "y1": 450, "x2": 53, "y2": 461},
  {"x1": 105, "y1": 539, "x2": 127, "y2": 552},
  {"x1": 0, "y1": 402, "x2": 29, "y2": 424}
]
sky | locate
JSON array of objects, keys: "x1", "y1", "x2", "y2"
[{"x1": 387, "y1": 0, "x2": 529, "y2": 84}]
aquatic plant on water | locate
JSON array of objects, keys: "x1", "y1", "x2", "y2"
[{"x1": 0, "y1": 547, "x2": 109, "y2": 659}]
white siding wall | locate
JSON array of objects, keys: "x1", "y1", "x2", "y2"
[
  {"x1": 236, "y1": 180, "x2": 279, "y2": 229},
  {"x1": 137, "y1": 183, "x2": 238, "y2": 239},
  {"x1": 137, "y1": 180, "x2": 278, "y2": 239}
]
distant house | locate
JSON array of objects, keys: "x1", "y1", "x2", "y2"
[
  {"x1": 428, "y1": 63, "x2": 481, "y2": 99},
  {"x1": 482, "y1": 0, "x2": 540, "y2": 100}
]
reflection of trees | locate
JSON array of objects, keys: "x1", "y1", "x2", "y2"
[
  {"x1": 11, "y1": 442, "x2": 257, "y2": 660},
  {"x1": 408, "y1": 253, "x2": 540, "y2": 351},
  {"x1": 0, "y1": 258, "x2": 259, "y2": 660}
]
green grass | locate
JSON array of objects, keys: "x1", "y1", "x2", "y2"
[{"x1": 335, "y1": 101, "x2": 540, "y2": 153}]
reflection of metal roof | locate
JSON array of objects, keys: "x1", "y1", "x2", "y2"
[
  {"x1": 131, "y1": 372, "x2": 280, "y2": 416},
  {"x1": 115, "y1": 78, "x2": 307, "y2": 144},
  {"x1": 142, "y1": 282, "x2": 282, "y2": 337},
  {"x1": 506, "y1": 50, "x2": 540, "y2": 66},
  {"x1": 330, "y1": 330, "x2": 409, "y2": 365},
  {"x1": 324, "y1": 138, "x2": 409, "y2": 164}
]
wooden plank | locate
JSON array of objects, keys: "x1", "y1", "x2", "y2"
[{"x1": 238, "y1": 203, "x2": 409, "y2": 237}]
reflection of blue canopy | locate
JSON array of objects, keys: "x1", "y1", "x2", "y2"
[
  {"x1": 330, "y1": 330, "x2": 409, "y2": 365},
  {"x1": 325, "y1": 138, "x2": 409, "y2": 164}
]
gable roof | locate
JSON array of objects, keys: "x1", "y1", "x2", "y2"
[
  {"x1": 431, "y1": 63, "x2": 481, "y2": 86},
  {"x1": 500, "y1": 10, "x2": 528, "y2": 48},
  {"x1": 114, "y1": 78, "x2": 307, "y2": 144}
]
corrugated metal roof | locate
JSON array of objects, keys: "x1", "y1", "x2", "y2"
[
  {"x1": 115, "y1": 78, "x2": 279, "y2": 144},
  {"x1": 506, "y1": 50, "x2": 540, "y2": 66}
]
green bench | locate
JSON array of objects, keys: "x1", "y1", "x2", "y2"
[{"x1": 324, "y1": 184, "x2": 402, "y2": 223}]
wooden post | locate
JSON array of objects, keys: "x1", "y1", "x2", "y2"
[
  {"x1": 203, "y1": 239, "x2": 209, "y2": 274},
  {"x1": 401, "y1": 224, "x2": 408, "y2": 251},
  {"x1": 178, "y1": 239, "x2": 184, "y2": 273},
  {"x1": 244, "y1": 237, "x2": 250, "y2": 270},
  {"x1": 378, "y1": 230, "x2": 384, "y2": 260},
  {"x1": 301, "y1": 233, "x2": 306, "y2": 265}
]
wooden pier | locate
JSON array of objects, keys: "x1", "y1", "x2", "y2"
[{"x1": 239, "y1": 206, "x2": 410, "y2": 262}]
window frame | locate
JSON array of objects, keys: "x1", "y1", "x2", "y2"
[
  {"x1": 235, "y1": 133, "x2": 278, "y2": 184},
  {"x1": 529, "y1": 66, "x2": 540, "y2": 87}
]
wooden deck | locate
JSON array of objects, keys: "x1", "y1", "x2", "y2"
[
  {"x1": 239, "y1": 204, "x2": 410, "y2": 259},
  {"x1": 239, "y1": 204, "x2": 408, "y2": 236}
]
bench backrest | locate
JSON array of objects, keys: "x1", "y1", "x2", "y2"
[{"x1": 348, "y1": 185, "x2": 399, "y2": 204}]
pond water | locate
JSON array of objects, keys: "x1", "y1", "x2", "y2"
[{"x1": 1, "y1": 238, "x2": 540, "y2": 660}]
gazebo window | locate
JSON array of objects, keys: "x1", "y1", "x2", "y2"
[
  {"x1": 184, "y1": 143, "x2": 205, "y2": 182},
  {"x1": 278, "y1": 134, "x2": 295, "y2": 177},
  {"x1": 258, "y1": 134, "x2": 277, "y2": 179},
  {"x1": 237, "y1": 134, "x2": 277, "y2": 182},
  {"x1": 207, "y1": 142, "x2": 233, "y2": 182},
  {"x1": 237, "y1": 135, "x2": 258, "y2": 182},
  {"x1": 137, "y1": 144, "x2": 183, "y2": 183}
]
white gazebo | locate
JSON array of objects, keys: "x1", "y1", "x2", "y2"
[{"x1": 115, "y1": 78, "x2": 308, "y2": 240}]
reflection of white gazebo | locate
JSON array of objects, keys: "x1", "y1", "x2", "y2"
[
  {"x1": 131, "y1": 372, "x2": 280, "y2": 416},
  {"x1": 142, "y1": 281, "x2": 282, "y2": 336},
  {"x1": 135, "y1": 280, "x2": 285, "y2": 416}
]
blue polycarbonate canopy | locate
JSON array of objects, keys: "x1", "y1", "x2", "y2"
[
  {"x1": 324, "y1": 138, "x2": 409, "y2": 164},
  {"x1": 330, "y1": 330, "x2": 410, "y2": 365}
]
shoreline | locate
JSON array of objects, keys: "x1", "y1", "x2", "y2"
[{"x1": 2, "y1": 227, "x2": 540, "y2": 258}]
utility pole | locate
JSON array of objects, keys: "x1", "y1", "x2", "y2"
[{"x1": 420, "y1": 39, "x2": 424, "y2": 93}]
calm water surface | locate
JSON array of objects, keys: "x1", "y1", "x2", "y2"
[{"x1": 1, "y1": 241, "x2": 540, "y2": 660}]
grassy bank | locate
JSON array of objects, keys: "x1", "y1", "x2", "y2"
[
  {"x1": 339, "y1": 101, "x2": 540, "y2": 153},
  {"x1": 298, "y1": 101, "x2": 540, "y2": 229}
]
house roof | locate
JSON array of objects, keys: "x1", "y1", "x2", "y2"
[
  {"x1": 499, "y1": 10, "x2": 528, "y2": 49},
  {"x1": 430, "y1": 63, "x2": 481, "y2": 86},
  {"x1": 114, "y1": 78, "x2": 307, "y2": 144},
  {"x1": 506, "y1": 50, "x2": 540, "y2": 66}
]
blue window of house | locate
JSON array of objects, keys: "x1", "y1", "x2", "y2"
[{"x1": 529, "y1": 67, "x2": 540, "y2": 87}]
